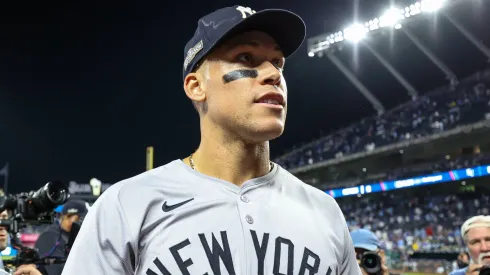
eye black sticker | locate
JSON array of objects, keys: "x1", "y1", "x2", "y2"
[{"x1": 222, "y1": 69, "x2": 258, "y2": 84}]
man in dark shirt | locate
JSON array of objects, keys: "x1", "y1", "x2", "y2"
[{"x1": 34, "y1": 200, "x2": 88, "y2": 275}]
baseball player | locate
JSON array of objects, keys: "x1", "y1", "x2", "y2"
[{"x1": 62, "y1": 5, "x2": 362, "y2": 275}]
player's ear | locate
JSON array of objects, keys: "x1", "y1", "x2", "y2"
[{"x1": 184, "y1": 70, "x2": 206, "y2": 104}]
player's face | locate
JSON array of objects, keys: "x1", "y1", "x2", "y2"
[
  {"x1": 0, "y1": 210, "x2": 9, "y2": 250},
  {"x1": 466, "y1": 227, "x2": 490, "y2": 264},
  {"x1": 198, "y1": 31, "x2": 287, "y2": 143}
]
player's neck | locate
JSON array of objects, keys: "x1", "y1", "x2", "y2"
[{"x1": 186, "y1": 131, "x2": 271, "y2": 186}]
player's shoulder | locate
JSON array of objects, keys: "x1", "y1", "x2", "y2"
[
  {"x1": 118, "y1": 159, "x2": 183, "y2": 185},
  {"x1": 93, "y1": 160, "x2": 186, "y2": 204},
  {"x1": 275, "y1": 163, "x2": 338, "y2": 207}
]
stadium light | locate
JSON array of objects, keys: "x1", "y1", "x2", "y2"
[
  {"x1": 421, "y1": 0, "x2": 446, "y2": 12},
  {"x1": 344, "y1": 24, "x2": 368, "y2": 43},
  {"x1": 308, "y1": 0, "x2": 452, "y2": 56},
  {"x1": 366, "y1": 18, "x2": 380, "y2": 31},
  {"x1": 379, "y1": 8, "x2": 404, "y2": 27}
]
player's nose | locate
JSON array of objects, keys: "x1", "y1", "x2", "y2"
[{"x1": 257, "y1": 62, "x2": 281, "y2": 87}]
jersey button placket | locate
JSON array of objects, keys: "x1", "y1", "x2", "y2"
[
  {"x1": 245, "y1": 214, "x2": 254, "y2": 224},
  {"x1": 240, "y1": 194, "x2": 253, "y2": 223},
  {"x1": 238, "y1": 191, "x2": 253, "y2": 275},
  {"x1": 240, "y1": 194, "x2": 250, "y2": 203}
]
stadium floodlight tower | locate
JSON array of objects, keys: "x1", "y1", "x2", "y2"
[{"x1": 308, "y1": 0, "x2": 490, "y2": 109}]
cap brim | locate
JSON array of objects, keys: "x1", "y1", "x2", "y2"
[
  {"x1": 219, "y1": 9, "x2": 306, "y2": 58},
  {"x1": 354, "y1": 243, "x2": 378, "y2": 251},
  {"x1": 54, "y1": 205, "x2": 64, "y2": 213}
]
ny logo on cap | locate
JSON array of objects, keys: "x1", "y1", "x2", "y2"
[{"x1": 236, "y1": 6, "x2": 256, "y2": 19}]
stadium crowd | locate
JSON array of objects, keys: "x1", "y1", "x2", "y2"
[
  {"x1": 276, "y1": 69, "x2": 490, "y2": 170},
  {"x1": 342, "y1": 192, "x2": 489, "y2": 253},
  {"x1": 341, "y1": 190, "x2": 490, "y2": 273}
]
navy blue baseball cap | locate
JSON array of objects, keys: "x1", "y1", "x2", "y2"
[
  {"x1": 61, "y1": 199, "x2": 88, "y2": 217},
  {"x1": 182, "y1": 5, "x2": 306, "y2": 80}
]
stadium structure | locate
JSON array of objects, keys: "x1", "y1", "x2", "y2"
[
  {"x1": 275, "y1": 0, "x2": 490, "y2": 274},
  {"x1": 66, "y1": 178, "x2": 109, "y2": 204}
]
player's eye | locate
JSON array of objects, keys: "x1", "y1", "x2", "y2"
[
  {"x1": 272, "y1": 59, "x2": 284, "y2": 71},
  {"x1": 272, "y1": 59, "x2": 283, "y2": 68},
  {"x1": 236, "y1": 53, "x2": 253, "y2": 64}
]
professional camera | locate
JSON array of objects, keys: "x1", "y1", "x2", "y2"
[
  {"x1": 0, "y1": 181, "x2": 69, "y2": 225},
  {"x1": 479, "y1": 266, "x2": 490, "y2": 275},
  {"x1": 360, "y1": 251, "x2": 382, "y2": 275},
  {"x1": 0, "y1": 181, "x2": 70, "y2": 267}
]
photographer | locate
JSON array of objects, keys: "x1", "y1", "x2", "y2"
[
  {"x1": 351, "y1": 229, "x2": 398, "y2": 275},
  {"x1": 0, "y1": 210, "x2": 43, "y2": 275},
  {"x1": 0, "y1": 210, "x2": 9, "y2": 271},
  {"x1": 456, "y1": 251, "x2": 470, "y2": 269},
  {"x1": 34, "y1": 200, "x2": 87, "y2": 275},
  {"x1": 450, "y1": 215, "x2": 490, "y2": 275}
]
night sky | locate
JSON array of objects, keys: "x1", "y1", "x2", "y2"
[{"x1": 1, "y1": 0, "x2": 489, "y2": 193}]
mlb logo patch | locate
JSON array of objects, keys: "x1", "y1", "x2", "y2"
[
  {"x1": 67, "y1": 208, "x2": 78, "y2": 214},
  {"x1": 184, "y1": 40, "x2": 204, "y2": 71}
]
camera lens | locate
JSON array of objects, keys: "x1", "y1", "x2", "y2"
[
  {"x1": 363, "y1": 254, "x2": 377, "y2": 269},
  {"x1": 46, "y1": 181, "x2": 68, "y2": 204},
  {"x1": 361, "y1": 252, "x2": 382, "y2": 274},
  {"x1": 30, "y1": 181, "x2": 69, "y2": 215}
]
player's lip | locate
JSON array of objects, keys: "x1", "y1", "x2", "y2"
[{"x1": 255, "y1": 92, "x2": 286, "y2": 107}]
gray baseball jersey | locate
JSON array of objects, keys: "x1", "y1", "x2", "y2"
[{"x1": 62, "y1": 160, "x2": 362, "y2": 275}]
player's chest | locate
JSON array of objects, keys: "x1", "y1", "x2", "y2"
[{"x1": 136, "y1": 194, "x2": 341, "y2": 275}]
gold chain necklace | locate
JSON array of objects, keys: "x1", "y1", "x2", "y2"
[{"x1": 189, "y1": 153, "x2": 274, "y2": 172}]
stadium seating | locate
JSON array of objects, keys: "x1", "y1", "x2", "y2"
[
  {"x1": 275, "y1": 70, "x2": 490, "y2": 171},
  {"x1": 342, "y1": 191, "x2": 490, "y2": 253}
]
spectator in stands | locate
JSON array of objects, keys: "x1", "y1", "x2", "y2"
[
  {"x1": 351, "y1": 229, "x2": 399, "y2": 275},
  {"x1": 0, "y1": 210, "x2": 9, "y2": 271},
  {"x1": 450, "y1": 215, "x2": 490, "y2": 275},
  {"x1": 34, "y1": 200, "x2": 88, "y2": 275}
]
